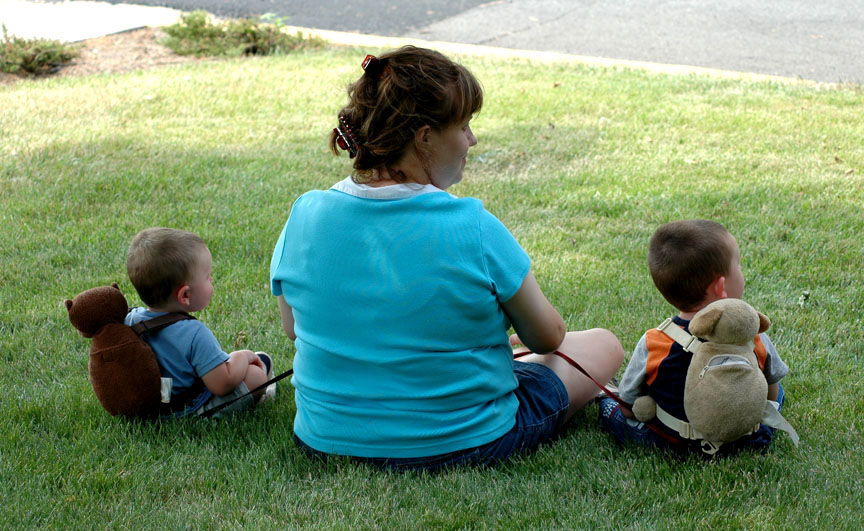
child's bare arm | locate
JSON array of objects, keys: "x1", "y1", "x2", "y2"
[
  {"x1": 201, "y1": 350, "x2": 258, "y2": 396},
  {"x1": 767, "y1": 382, "x2": 779, "y2": 401}
]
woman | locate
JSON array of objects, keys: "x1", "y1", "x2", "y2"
[{"x1": 270, "y1": 46, "x2": 624, "y2": 470}]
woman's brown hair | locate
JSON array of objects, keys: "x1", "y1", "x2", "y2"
[{"x1": 329, "y1": 46, "x2": 483, "y2": 183}]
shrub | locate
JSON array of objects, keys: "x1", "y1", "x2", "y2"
[
  {"x1": 0, "y1": 24, "x2": 80, "y2": 75},
  {"x1": 161, "y1": 10, "x2": 324, "y2": 57}
]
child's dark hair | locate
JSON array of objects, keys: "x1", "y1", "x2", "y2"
[
  {"x1": 330, "y1": 46, "x2": 483, "y2": 183},
  {"x1": 647, "y1": 219, "x2": 734, "y2": 312},
  {"x1": 127, "y1": 227, "x2": 206, "y2": 307}
]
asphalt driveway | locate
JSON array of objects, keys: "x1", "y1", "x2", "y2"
[{"x1": 31, "y1": 1, "x2": 864, "y2": 83}]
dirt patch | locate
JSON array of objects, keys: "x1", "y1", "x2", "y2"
[{"x1": 1, "y1": 27, "x2": 203, "y2": 85}]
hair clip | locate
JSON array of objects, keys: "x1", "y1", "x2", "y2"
[
  {"x1": 334, "y1": 115, "x2": 359, "y2": 158},
  {"x1": 361, "y1": 54, "x2": 383, "y2": 76}
]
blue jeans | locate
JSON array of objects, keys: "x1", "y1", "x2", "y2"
[
  {"x1": 294, "y1": 361, "x2": 570, "y2": 472},
  {"x1": 599, "y1": 383, "x2": 786, "y2": 457}
]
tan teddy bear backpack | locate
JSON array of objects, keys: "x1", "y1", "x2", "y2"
[{"x1": 634, "y1": 298, "x2": 799, "y2": 454}]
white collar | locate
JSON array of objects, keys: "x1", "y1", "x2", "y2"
[{"x1": 330, "y1": 177, "x2": 455, "y2": 200}]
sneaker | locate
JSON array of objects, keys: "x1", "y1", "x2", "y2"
[
  {"x1": 256, "y1": 352, "x2": 276, "y2": 401},
  {"x1": 593, "y1": 377, "x2": 619, "y2": 403}
]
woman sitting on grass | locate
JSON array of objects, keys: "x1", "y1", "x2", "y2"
[{"x1": 269, "y1": 46, "x2": 624, "y2": 471}]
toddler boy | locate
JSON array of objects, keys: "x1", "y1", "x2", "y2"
[
  {"x1": 125, "y1": 227, "x2": 274, "y2": 418},
  {"x1": 599, "y1": 219, "x2": 788, "y2": 455}
]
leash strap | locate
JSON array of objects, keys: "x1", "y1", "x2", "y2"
[
  {"x1": 514, "y1": 349, "x2": 682, "y2": 445},
  {"x1": 208, "y1": 348, "x2": 627, "y2": 419},
  {"x1": 513, "y1": 350, "x2": 632, "y2": 410},
  {"x1": 129, "y1": 312, "x2": 294, "y2": 418},
  {"x1": 197, "y1": 368, "x2": 294, "y2": 418}
]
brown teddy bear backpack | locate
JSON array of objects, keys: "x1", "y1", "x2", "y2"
[{"x1": 65, "y1": 283, "x2": 194, "y2": 419}]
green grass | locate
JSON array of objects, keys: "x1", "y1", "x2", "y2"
[{"x1": 1, "y1": 46, "x2": 862, "y2": 529}]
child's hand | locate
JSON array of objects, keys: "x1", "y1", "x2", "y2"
[
  {"x1": 247, "y1": 351, "x2": 264, "y2": 370},
  {"x1": 205, "y1": 349, "x2": 259, "y2": 396}
]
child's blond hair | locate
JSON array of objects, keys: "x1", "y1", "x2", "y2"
[{"x1": 127, "y1": 227, "x2": 206, "y2": 307}]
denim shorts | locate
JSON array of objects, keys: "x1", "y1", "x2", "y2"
[{"x1": 295, "y1": 360, "x2": 570, "y2": 472}]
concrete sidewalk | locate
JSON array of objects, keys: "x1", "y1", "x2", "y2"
[{"x1": 0, "y1": 0, "x2": 182, "y2": 42}]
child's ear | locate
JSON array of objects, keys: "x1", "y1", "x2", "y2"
[
  {"x1": 707, "y1": 275, "x2": 728, "y2": 300},
  {"x1": 176, "y1": 284, "x2": 191, "y2": 306}
]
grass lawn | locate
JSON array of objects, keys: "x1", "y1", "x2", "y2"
[{"x1": 1, "y1": 45, "x2": 862, "y2": 528}]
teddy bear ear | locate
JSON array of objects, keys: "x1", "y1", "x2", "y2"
[
  {"x1": 111, "y1": 282, "x2": 120, "y2": 290},
  {"x1": 65, "y1": 299, "x2": 73, "y2": 311},
  {"x1": 689, "y1": 306, "x2": 722, "y2": 338},
  {"x1": 757, "y1": 311, "x2": 770, "y2": 333}
]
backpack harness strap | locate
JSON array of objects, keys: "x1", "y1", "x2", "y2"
[
  {"x1": 130, "y1": 312, "x2": 195, "y2": 336},
  {"x1": 128, "y1": 312, "x2": 294, "y2": 417},
  {"x1": 657, "y1": 319, "x2": 800, "y2": 449},
  {"x1": 131, "y1": 312, "x2": 196, "y2": 406},
  {"x1": 654, "y1": 400, "x2": 761, "y2": 443},
  {"x1": 656, "y1": 318, "x2": 702, "y2": 354},
  {"x1": 653, "y1": 319, "x2": 727, "y2": 451},
  {"x1": 654, "y1": 403, "x2": 706, "y2": 441},
  {"x1": 653, "y1": 319, "x2": 771, "y2": 453}
]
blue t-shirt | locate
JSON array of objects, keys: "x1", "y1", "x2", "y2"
[
  {"x1": 125, "y1": 308, "x2": 229, "y2": 397},
  {"x1": 270, "y1": 178, "x2": 531, "y2": 458}
]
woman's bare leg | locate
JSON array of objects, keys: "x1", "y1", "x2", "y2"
[{"x1": 513, "y1": 329, "x2": 624, "y2": 422}]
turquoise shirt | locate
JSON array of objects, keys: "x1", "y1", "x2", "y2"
[{"x1": 270, "y1": 179, "x2": 531, "y2": 458}]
